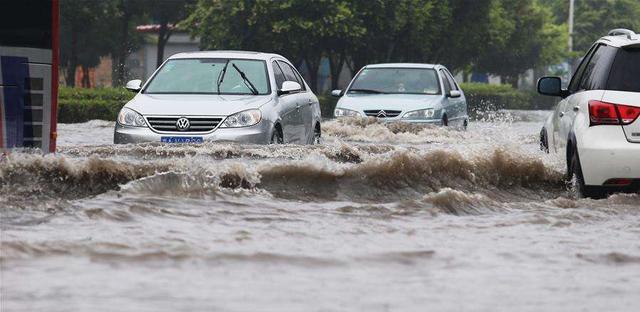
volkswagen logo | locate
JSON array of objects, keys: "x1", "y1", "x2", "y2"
[
  {"x1": 377, "y1": 110, "x2": 387, "y2": 118},
  {"x1": 175, "y1": 117, "x2": 190, "y2": 131}
]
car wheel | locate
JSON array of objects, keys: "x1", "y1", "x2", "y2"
[
  {"x1": 462, "y1": 119, "x2": 468, "y2": 131},
  {"x1": 568, "y1": 149, "x2": 605, "y2": 199},
  {"x1": 540, "y1": 128, "x2": 549, "y2": 153},
  {"x1": 442, "y1": 114, "x2": 448, "y2": 127},
  {"x1": 312, "y1": 124, "x2": 321, "y2": 145},
  {"x1": 270, "y1": 127, "x2": 283, "y2": 144}
]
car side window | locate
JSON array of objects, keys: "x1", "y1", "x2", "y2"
[
  {"x1": 568, "y1": 44, "x2": 598, "y2": 93},
  {"x1": 277, "y1": 61, "x2": 306, "y2": 91},
  {"x1": 272, "y1": 61, "x2": 286, "y2": 90},
  {"x1": 579, "y1": 45, "x2": 617, "y2": 91},
  {"x1": 439, "y1": 70, "x2": 451, "y2": 94},
  {"x1": 444, "y1": 70, "x2": 459, "y2": 91}
]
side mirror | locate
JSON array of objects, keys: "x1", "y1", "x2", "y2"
[
  {"x1": 125, "y1": 79, "x2": 142, "y2": 93},
  {"x1": 448, "y1": 90, "x2": 462, "y2": 98},
  {"x1": 278, "y1": 81, "x2": 302, "y2": 96},
  {"x1": 331, "y1": 89, "x2": 343, "y2": 97},
  {"x1": 537, "y1": 77, "x2": 565, "y2": 97}
]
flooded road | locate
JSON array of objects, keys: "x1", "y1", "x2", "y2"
[{"x1": 2, "y1": 111, "x2": 639, "y2": 311}]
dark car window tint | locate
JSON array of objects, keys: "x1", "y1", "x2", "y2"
[
  {"x1": 272, "y1": 61, "x2": 286, "y2": 89},
  {"x1": 290, "y1": 65, "x2": 307, "y2": 91},
  {"x1": 580, "y1": 45, "x2": 617, "y2": 91},
  {"x1": 278, "y1": 61, "x2": 298, "y2": 82},
  {"x1": 279, "y1": 61, "x2": 306, "y2": 91},
  {"x1": 568, "y1": 44, "x2": 598, "y2": 93},
  {"x1": 444, "y1": 70, "x2": 458, "y2": 91},
  {"x1": 607, "y1": 48, "x2": 640, "y2": 92},
  {"x1": 440, "y1": 70, "x2": 451, "y2": 94}
]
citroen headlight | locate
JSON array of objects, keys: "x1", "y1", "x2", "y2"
[
  {"x1": 402, "y1": 108, "x2": 435, "y2": 119},
  {"x1": 117, "y1": 107, "x2": 147, "y2": 127},
  {"x1": 334, "y1": 108, "x2": 361, "y2": 118},
  {"x1": 221, "y1": 109, "x2": 262, "y2": 127}
]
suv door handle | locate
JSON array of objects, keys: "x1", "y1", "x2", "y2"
[
  {"x1": 308, "y1": 99, "x2": 313, "y2": 106},
  {"x1": 296, "y1": 103, "x2": 301, "y2": 110},
  {"x1": 559, "y1": 111, "x2": 565, "y2": 117}
]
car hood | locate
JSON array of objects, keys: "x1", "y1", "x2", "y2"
[
  {"x1": 126, "y1": 94, "x2": 273, "y2": 116},
  {"x1": 336, "y1": 94, "x2": 443, "y2": 112}
]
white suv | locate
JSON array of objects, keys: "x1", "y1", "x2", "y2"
[{"x1": 538, "y1": 29, "x2": 640, "y2": 198}]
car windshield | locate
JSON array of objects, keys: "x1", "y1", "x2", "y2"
[
  {"x1": 607, "y1": 48, "x2": 640, "y2": 93},
  {"x1": 144, "y1": 58, "x2": 270, "y2": 95},
  {"x1": 348, "y1": 68, "x2": 440, "y2": 95}
]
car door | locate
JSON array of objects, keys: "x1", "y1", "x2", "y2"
[
  {"x1": 283, "y1": 61, "x2": 314, "y2": 143},
  {"x1": 553, "y1": 45, "x2": 596, "y2": 151},
  {"x1": 272, "y1": 61, "x2": 301, "y2": 143},
  {"x1": 277, "y1": 60, "x2": 306, "y2": 143},
  {"x1": 438, "y1": 69, "x2": 454, "y2": 123},
  {"x1": 443, "y1": 69, "x2": 465, "y2": 125},
  {"x1": 559, "y1": 44, "x2": 614, "y2": 150}
]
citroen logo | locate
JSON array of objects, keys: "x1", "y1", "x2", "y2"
[
  {"x1": 176, "y1": 117, "x2": 190, "y2": 131},
  {"x1": 377, "y1": 110, "x2": 387, "y2": 118}
]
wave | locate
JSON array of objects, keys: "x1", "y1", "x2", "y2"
[
  {"x1": 0, "y1": 154, "x2": 169, "y2": 200},
  {"x1": 1, "y1": 148, "x2": 565, "y2": 204}
]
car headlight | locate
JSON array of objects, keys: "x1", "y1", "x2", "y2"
[
  {"x1": 402, "y1": 108, "x2": 435, "y2": 119},
  {"x1": 117, "y1": 107, "x2": 147, "y2": 127},
  {"x1": 221, "y1": 109, "x2": 262, "y2": 127},
  {"x1": 334, "y1": 108, "x2": 361, "y2": 117}
]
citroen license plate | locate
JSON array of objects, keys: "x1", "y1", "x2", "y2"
[{"x1": 161, "y1": 136, "x2": 204, "y2": 143}]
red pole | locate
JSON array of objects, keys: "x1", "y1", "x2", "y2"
[{"x1": 49, "y1": 0, "x2": 59, "y2": 153}]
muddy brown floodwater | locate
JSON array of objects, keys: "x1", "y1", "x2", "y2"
[{"x1": 1, "y1": 110, "x2": 639, "y2": 312}]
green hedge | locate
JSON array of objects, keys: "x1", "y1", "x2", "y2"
[
  {"x1": 57, "y1": 84, "x2": 557, "y2": 123},
  {"x1": 58, "y1": 87, "x2": 133, "y2": 123},
  {"x1": 460, "y1": 83, "x2": 556, "y2": 116}
]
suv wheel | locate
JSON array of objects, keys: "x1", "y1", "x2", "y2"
[
  {"x1": 540, "y1": 128, "x2": 549, "y2": 153},
  {"x1": 568, "y1": 149, "x2": 605, "y2": 199},
  {"x1": 312, "y1": 124, "x2": 321, "y2": 145}
]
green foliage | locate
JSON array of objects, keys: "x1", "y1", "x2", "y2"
[
  {"x1": 58, "y1": 87, "x2": 133, "y2": 123},
  {"x1": 184, "y1": 0, "x2": 568, "y2": 91},
  {"x1": 317, "y1": 95, "x2": 339, "y2": 118},
  {"x1": 541, "y1": 0, "x2": 640, "y2": 55},
  {"x1": 461, "y1": 83, "x2": 557, "y2": 114},
  {"x1": 475, "y1": 0, "x2": 568, "y2": 87}
]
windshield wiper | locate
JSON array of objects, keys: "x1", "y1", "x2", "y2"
[
  {"x1": 348, "y1": 88, "x2": 386, "y2": 94},
  {"x1": 232, "y1": 63, "x2": 259, "y2": 95},
  {"x1": 216, "y1": 60, "x2": 230, "y2": 95}
]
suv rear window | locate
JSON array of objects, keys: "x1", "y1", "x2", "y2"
[{"x1": 607, "y1": 48, "x2": 640, "y2": 92}]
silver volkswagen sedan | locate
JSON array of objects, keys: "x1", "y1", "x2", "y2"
[
  {"x1": 114, "y1": 51, "x2": 321, "y2": 145},
  {"x1": 331, "y1": 63, "x2": 468, "y2": 129}
]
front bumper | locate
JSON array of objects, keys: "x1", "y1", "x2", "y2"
[
  {"x1": 114, "y1": 121, "x2": 273, "y2": 145},
  {"x1": 577, "y1": 126, "x2": 640, "y2": 186}
]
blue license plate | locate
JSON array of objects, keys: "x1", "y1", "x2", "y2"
[{"x1": 161, "y1": 136, "x2": 204, "y2": 143}]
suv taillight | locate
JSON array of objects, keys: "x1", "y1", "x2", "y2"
[{"x1": 589, "y1": 100, "x2": 640, "y2": 126}]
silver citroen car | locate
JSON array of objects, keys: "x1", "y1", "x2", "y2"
[
  {"x1": 331, "y1": 63, "x2": 468, "y2": 128},
  {"x1": 114, "y1": 51, "x2": 321, "y2": 145}
]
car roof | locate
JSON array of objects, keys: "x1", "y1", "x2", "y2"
[
  {"x1": 599, "y1": 29, "x2": 640, "y2": 48},
  {"x1": 168, "y1": 50, "x2": 285, "y2": 61},
  {"x1": 365, "y1": 63, "x2": 440, "y2": 69}
]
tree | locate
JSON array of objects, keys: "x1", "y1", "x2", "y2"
[
  {"x1": 110, "y1": 0, "x2": 146, "y2": 87},
  {"x1": 149, "y1": 0, "x2": 195, "y2": 68},
  {"x1": 541, "y1": 0, "x2": 640, "y2": 55},
  {"x1": 475, "y1": 0, "x2": 567, "y2": 87},
  {"x1": 60, "y1": 0, "x2": 113, "y2": 87}
]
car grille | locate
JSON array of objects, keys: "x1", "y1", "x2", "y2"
[
  {"x1": 146, "y1": 117, "x2": 223, "y2": 132},
  {"x1": 364, "y1": 110, "x2": 402, "y2": 118}
]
